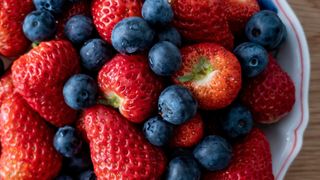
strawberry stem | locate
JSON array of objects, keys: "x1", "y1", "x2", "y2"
[
  {"x1": 99, "y1": 92, "x2": 122, "y2": 108},
  {"x1": 178, "y1": 57, "x2": 213, "y2": 83}
]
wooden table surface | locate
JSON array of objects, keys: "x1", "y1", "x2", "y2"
[{"x1": 286, "y1": 0, "x2": 320, "y2": 179}]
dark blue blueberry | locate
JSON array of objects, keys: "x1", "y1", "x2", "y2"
[
  {"x1": 142, "y1": 0, "x2": 174, "y2": 26},
  {"x1": 65, "y1": 15, "x2": 94, "y2": 45},
  {"x1": 63, "y1": 74, "x2": 98, "y2": 110},
  {"x1": 54, "y1": 126, "x2": 83, "y2": 158},
  {"x1": 63, "y1": 147, "x2": 93, "y2": 174},
  {"x1": 79, "y1": 170, "x2": 96, "y2": 180},
  {"x1": 0, "y1": 58, "x2": 4, "y2": 77},
  {"x1": 111, "y1": 17, "x2": 155, "y2": 54},
  {"x1": 80, "y1": 39, "x2": 114, "y2": 71},
  {"x1": 143, "y1": 116, "x2": 173, "y2": 146},
  {"x1": 33, "y1": 0, "x2": 66, "y2": 14},
  {"x1": 234, "y1": 42, "x2": 269, "y2": 77},
  {"x1": 245, "y1": 10, "x2": 287, "y2": 50},
  {"x1": 158, "y1": 27, "x2": 182, "y2": 47},
  {"x1": 148, "y1": 41, "x2": 182, "y2": 76},
  {"x1": 55, "y1": 175, "x2": 73, "y2": 180},
  {"x1": 258, "y1": 0, "x2": 278, "y2": 13},
  {"x1": 158, "y1": 85, "x2": 198, "y2": 125},
  {"x1": 23, "y1": 10, "x2": 56, "y2": 42},
  {"x1": 166, "y1": 156, "x2": 201, "y2": 180},
  {"x1": 221, "y1": 103, "x2": 253, "y2": 138},
  {"x1": 193, "y1": 136, "x2": 232, "y2": 171},
  {"x1": 170, "y1": 148, "x2": 193, "y2": 160}
]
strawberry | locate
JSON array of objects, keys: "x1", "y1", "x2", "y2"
[
  {"x1": 0, "y1": 0, "x2": 34, "y2": 57},
  {"x1": 11, "y1": 40, "x2": 81, "y2": 127},
  {"x1": 0, "y1": 70, "x2": 15, "y2": 106},
  {"x1": 0, "y1": 94, "x2": 62, "y2": 179},
  {"x1": 76, "y1": 114, "x2": 89, "y2": 143},
  {"x1": 98, "y1": 54, "x2": 163, "y2": 123},
  {"x1": 241, "y1": 56, "x2": 295, "y2": 124},
  {"x1": 92, "y1": 0, "x2": 142, "y2": 43},
  {"x1": 172, "y1": 43, "x2": 242, "y2": 110},
  {"x1": 81, "y1": 105, "x2": 166, "y2": 179},
  {"x1": 224, "y1": 0, "x2": 260, "y2": 34},
  {"x1": 204, "y1": 128, "x2": 274, "y2": 180},
  {"x1": 170, "y1": 0, "x2": 234, "y2": 49},
  {"x1": 170, "y1": 113, "x2": 204, "y2": 148}
]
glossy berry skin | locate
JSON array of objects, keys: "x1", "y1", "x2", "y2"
[
  {"x1": 54, "y1": 126, "x2": 83, "y2": 158},
  {"x1": 63, "y1": 74, "x2": 98, "y2": 110},
  {"x1": 172, "y1": 43, "x2": 242, "y2": 110},
  {"x1": 221, "y1": 103, "x2": 253, "y2": 138},
  {"x1": 142, "y1": 0, "x2": 174, "y2": 26},
  {"x1": 166, "y1": 156, "x2": 201, "y2": 180},
  {"x1": 148, "y1": 41, "x2": 182, "y2": 76},
  {"x1": 12, "y1": 40, "x2": 80, "y2": 127},
  {"x1": 241, "y1": 56, "x2": 295, "y2": 124},
  {"x1": 111, "y1": 17, "x2": 155, "y2": 54},
  {"x1": 81, "y1": 105, "x2": 166, "y2": 179},
  {"x1": 79, "y1": 170, "x2": 96, "y2": 180},
  {"x1": 258, "y1": 0, "x2": 278, "y2": 13},
  {"x1": 0, "y1": 58, "x2": 4, "y2": 77},
  {"x1": 23, "y1": 10, "x2": 56, "y2": 42},
  {"x1": 0, "y1": 0, "x2": 34, "y2": 57},
  {"x1": 143, "y1": 116, "x2": 174, "y2": 146},
  {"x1": 33, "y1": 0, "x2": 66, "y2": 14},
  {"x1": 0, "y1": 94, "x2": 62, "y2": 179},
  {"x1": 63, "y1": 147, "x2": 93, "y2": 174},
  {"x1": 158, "y1": 27, "x2": 182, "y2": 47},
  {"x1": 204, "y1": 128, "x2": 274, "y2": 180},
  {"x1": 234, "y1": 42, "x2": 269, "y2": 77},
  {"x1": 92, "y1": 0, "x2": 142, "y2": 43},
  {"x1": 246, "y1": 10, "x2": 287, "y2": 50},
  {"x1": 158, "y1": 85, "x2": 198, "y2": 125},
  {"x1": 65, "y1": 15, "x2": 94, "y2": 45},
  {"x1": 0, "y1": 71, "x2": 15, "y2": 106},
  {"x1": 98, "y1": 54, "x2": 164, "y2": 123},
  {"x1": 193, "y1": 135, "x2": 232, "y2": 171},
  {"x1": 80, "y1": 39, "x2": 114, "y2": 71}
]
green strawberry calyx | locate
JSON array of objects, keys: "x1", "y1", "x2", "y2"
[
  {"x1": 99, "y1": 92, "x2": 123, "y2": 108},
  {"x1": 178, "y1": 57, "x2": 213, "y2": 83}
]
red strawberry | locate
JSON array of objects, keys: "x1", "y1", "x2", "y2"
[
  {"x1": 11, "y1": 40, "x2": 81, "y2": 127},
  {"x1": 170, "y1": 0, "x2": 234, "y2": 49},
  {"x1": 241, "y1": 56, "x2": 295, "y2": 124},
  {"x1": 172, "y1": 43, "x2": 242, "y2": 110},
  {"x1": 92, "y1": 0, "x2": 142, "y2": 43},
  {"x1": 170, "y1": 113, "x2": 204, "y2": 148},
  {"x1": 224, "y1": 0, "x2": 260, "y2": 33},
  {"x1": 98, "y1": 54, "x2": 163, "y2": 123},
  {"x1": 204, "y1": 128, "x2": 274, "y2": 180},
  {"x1": 0, "y1": 94, "x2": 62, "y2": 179},
  {"x1": 76, "y1": 115, "x2": 89, "y2": 143},
  {"x1": 0, "y1": 70, "x2": 15, "y2": 106},
  {"x1": 81, "y1": 105, "x2": 166, "y2": 179},
  {"x1": 0, "y1": 0, "x2": 34, "y2": 57},
  {"x1": 56, "y1": 0, "x2": 90, "y2": 39}
]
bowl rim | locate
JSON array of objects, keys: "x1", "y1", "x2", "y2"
[{"x1": 274, "y1": 0, "x2": 310, "y2": 179}]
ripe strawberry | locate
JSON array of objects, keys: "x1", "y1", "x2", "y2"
[
  {"x1": 170, "y1": 113, "x2": 204, "y2": 148},
  {"x1": 204, "y1": 128, "x2": 274, "y2": 180},
  {"x1": 11, "y1": 40, "x2": 81, "y2": 127},
  {"x1": 0, "y1": 94, "x2": 62, "y2": 179},
  {"x1": 0, "y1": 70, "x2": 15, "y2": 106},
  {"x1": 76, "y1": 114, "x2": 89, "y2": 143},
  {"x1": 98, "y1": 54, "x2": 163, "y2": 123},
  {"x1": 82, "y1": 105, "x2": 166, "y2": 179},
  {"x1": 92, "y1": 0, "x2": 142, "y2": 43},
  {"x1": 172, "y1": 43, "x2": 242, "y2": 110},
  {"x1": 241, "y1": 56, "x2": 295, "y2": 124},
  {"x1": 170, "y1": 0, "x2": 234, "y2": 49},
  {"x1": 0, "y1": 0, "x2": 34, "y2": 57},
  {"x1": 224, "y1": 0, "x2": 260, "y2": 34}
]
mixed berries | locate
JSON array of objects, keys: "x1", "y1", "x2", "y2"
[{"x1": 0, "y1": 0, "x2": 296, "y2": 179}]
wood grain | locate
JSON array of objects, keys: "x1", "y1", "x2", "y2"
[{"x1": 286, "y1": 0, "x2": 320, "y2": 179}]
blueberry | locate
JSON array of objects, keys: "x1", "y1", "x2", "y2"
[
  {"x1": 111, "y1": 17, "x2": 155, "y2": 54},
  {"x1": 63, "y1": 74, "x2": 98, "y2": 110},
  {"x1": 143, "y1": 116, "x2": 173, "y2": 146},
  {"x1": 193, "y1": 136, "x2": 232, "y2": 171},
  {"x1": 234, "y1": 42, "x2": 269, "y2": 77},
  {"x1": 63, "y1": 147, "x2": 93, "y2": 174},
  {"x1": 166, "y1": 156, "x2": 201, "y2": 180},
  {"x1": 0, "y1": 58, "x2": 4, "y2": 77},
  {"x1": 158, "y1": 85, "x2": 198, "y2": 125},
  {"x1": 258, "y1": 0, "x2": 278, "y2": 13},
  {"x1": 54, "y1": 126, "x2": 83, "y2": 158},
  {"x1": 158, "y1": 27, "x2": 182, "y2": 47},
  {"x1": 221, "y1": 103, "x2": 253, "y2": 138},
  {"x1": 55, "y1": 175, "x2": 73, "y2": 180},
  {"x1": 245, "y1": 10, "x2": 287, "y2": 50},
  {"x1": 79, "y1": 170, "x2": 96, "y2": 180},
  {"x1": 148, "y1": 41, "x2": 182, "y2": 76},
  {"x1": 142, "y1": 0, "x2": 174, "y2": 26},
  {"x1": 33, "y1": 0, "x2": 66, "y2": 14},
  {"x1": 23, "y1": 10, "x2": 56, "y2": 42},
  {"x1": 80, "y1": 39, "x2": 114, "y2": 71},
  {"x1": 65, "y1": 15, "x2": 94, "y2": 45}
]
